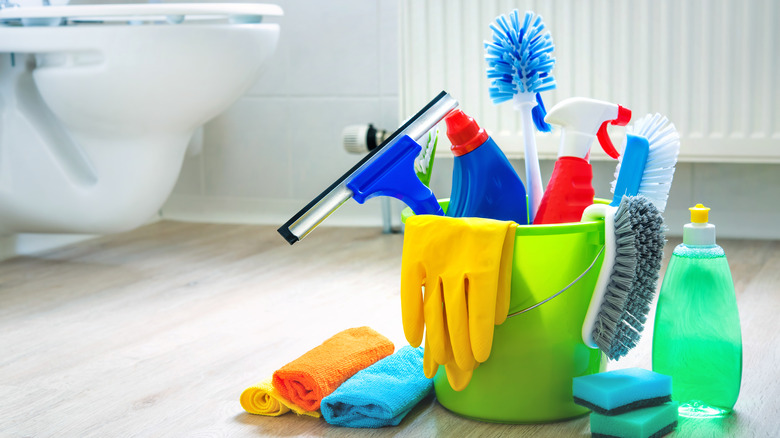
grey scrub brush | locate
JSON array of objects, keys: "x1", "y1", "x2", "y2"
[{"x1": 581, "y1": 195, "x2": 665, "y2": 360}]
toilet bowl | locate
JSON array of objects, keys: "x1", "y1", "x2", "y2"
[{"x1": 0, "y1": 2, "x2": 282, "y2": 234}]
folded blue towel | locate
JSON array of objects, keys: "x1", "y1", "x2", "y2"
[{"x1": 320, "y1": 345, "x2": 432, "y2": 428}]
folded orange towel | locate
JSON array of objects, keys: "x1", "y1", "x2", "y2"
[{"x1": 272, "y1": 327, "x2": 394, "y2": 411}]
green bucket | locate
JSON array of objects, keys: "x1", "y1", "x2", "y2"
[{"x1": 401, "y1": 201, "x2": 607, "y2": 423}]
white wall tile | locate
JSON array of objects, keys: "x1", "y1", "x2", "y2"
[
  {"x1": 203, "y1": 97, "x2": 292, "y2": 199},
  {"x1": 379, "y1": 0, "x2": 400, "y2": 96},
  {"x1": 264, "y1": 0, "x2": 381, "y2": 97},
  {"x1": 378, "y1": 96, "x2": 400, "y2": 132},
  {"x1": 287, "y1": 98, "x2": 387, "y2": 199}
]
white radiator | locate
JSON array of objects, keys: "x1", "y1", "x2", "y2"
[{"x1": 399, "y1": 0, "x2": 779, "y2": 163}]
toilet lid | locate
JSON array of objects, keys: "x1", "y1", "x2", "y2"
[{"x1": 0, "y1": 3, "x2": 282, "y2": 23}]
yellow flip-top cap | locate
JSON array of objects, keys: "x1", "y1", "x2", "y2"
[{"x1": 690, "y1": 204, "x2": 710, "y2": 223}]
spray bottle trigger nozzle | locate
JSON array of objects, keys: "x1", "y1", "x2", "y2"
[{"x1": 596, "y1": 105, "x2": 632, "y2": 159}]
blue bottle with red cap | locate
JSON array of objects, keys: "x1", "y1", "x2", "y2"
[{"x1": 445, "y1": 109, "x2": 528, "y2": 225}]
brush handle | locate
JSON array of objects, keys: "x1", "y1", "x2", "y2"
[
  {"x1": 580, "y1": 204, "x2": 617, "y2": 349},
  {"x1": 348, "y1": 135, "x2": 444, "y2": 216},
  {"x1": 515, "y1": 94, "x2": 543, "y2": 223},
  {"x1": 610, "y1": 134, "x2": 649, "y2": 206}
]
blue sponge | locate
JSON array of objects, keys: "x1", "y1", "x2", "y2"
[
  {"x1": 590, "y1": 402, "x2": 678, "y2": 438},
  {"x1": 573, "y1": 368, "x2": 672, "y2": 415}
]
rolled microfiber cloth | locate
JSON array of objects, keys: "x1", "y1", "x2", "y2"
[
  {"x1": 573, "y1": 368, "x2": 672, "y2": 415},
  {"x1": 272, "y1": 326, "x2": 394, "y2": 411},
  {"x1": 320, "y1": 346, "x2": 432, "y2": 428},
  {"x1": 240, "y1": 378, "x2": 321, "y2": 418},
  {"x1": 590, "y1": 402, "x2": 679, "y2": 438}
]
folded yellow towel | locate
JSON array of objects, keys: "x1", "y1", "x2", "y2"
[{"x1": 240, "y1": 378, "x2": 321, "y2": 418}]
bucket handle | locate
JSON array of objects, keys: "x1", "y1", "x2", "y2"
[{"x1": 506, "y1": 245, "x2": 604, "y2": 318}]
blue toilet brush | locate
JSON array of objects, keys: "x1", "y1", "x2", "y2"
[{"x1": 485, "y1": 9, "x2": 556, "y2": 222}]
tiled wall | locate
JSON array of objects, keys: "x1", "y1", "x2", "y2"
[
  {"x1": 161, "y1": 0, "x2": 404, "y2": 228},
  {"x1": 162, "y1": 0, "x2": 780, "y2": 240},
  {"x1": 5, "y1": 0, "x2": 776, "y2": 261}
]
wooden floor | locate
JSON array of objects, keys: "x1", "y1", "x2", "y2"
[{"x1": 1, "y1": 221, "x2": 778, "y2": 437}]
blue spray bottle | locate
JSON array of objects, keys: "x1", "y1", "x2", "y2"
[{"x1": 445, "y1": 109, "x2": 528, "y2": 224}]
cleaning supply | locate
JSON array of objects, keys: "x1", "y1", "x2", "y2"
[
  {"x1": 580, "y1": 201, "x2": 637, "y2": 356},
  {"x1": 573, "y1": 368, "x2": 672, "y2": 416},
  {"x1": 611, "y1": 113, "x2": 680, "y2": 212},
  {"x1": 534, "y1": 97, "x2": 631, "y2": 225},
  {"x1": 485, "y1": 9, "x2": 556, "y2": 222},
  {"x1": 346, "y1": 134, "x2": 444, "y2": 216},
  {"x1": 272, "y1": 326, "x2": 394, "y2": 411},
  {"x1": 444, "y1": 109, "x2": 528, "y2": 224},
  {"x1": 320, "y1": 346, "x2": 433, "y2": 428},
  {"x1": 590, "y1": 403, "x2": 679, "y2": 438},
  {"x1": 402, "y1": 204, "x2": 607, "y2": 423},
  {"x1": 278, "y1": 91, "x2": 458, "y2": 244},
  {"x1": 400, "y1": 214, "x2": 517, "y2": 391},
  {"x1": 652, "y1": 204, "x2": 742, "y2": 418},
  {"x1": 414, "y1": 127, "x2": 438, "y2": 187},
  {"x1": 580, "y1": 195, "x2": 665, "y2": 360},
  {"x1": 240, "y1": 378, "x2": 321, "y2": 418}
]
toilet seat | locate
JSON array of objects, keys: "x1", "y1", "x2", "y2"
[{"x1": 0, "y1": 3, "x2": 283, "y2": 25}]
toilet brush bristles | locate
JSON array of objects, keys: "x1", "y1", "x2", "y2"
[{"x1": 485, "y1": 9, "x2": 556, "y2": 102}]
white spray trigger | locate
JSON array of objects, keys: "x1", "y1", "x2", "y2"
[{"x1": 544, "y1": 97, "x2": 630, "y2": 159}]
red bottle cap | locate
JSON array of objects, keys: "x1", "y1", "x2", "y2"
[{"x1": 445, "y1": 109, "x2": 489, "y2": 156}]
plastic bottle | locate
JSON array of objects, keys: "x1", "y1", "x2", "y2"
[
  {"x1": 444, "y1": 109, "x2": 528, "y2": 224},
  {"x1": 652, "y1": 204, "x2": 742, "y2": 418},
  {"x1": 533, "y1": 97, "x2": 631, "y2": 225}
]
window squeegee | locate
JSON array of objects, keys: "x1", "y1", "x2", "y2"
[{"x1": 277, "y1": 91, "x2": 459, "y2": 245}]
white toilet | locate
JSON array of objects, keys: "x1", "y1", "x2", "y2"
[{"x1": 0, "y1": 1, "x2": 282, "y2": 234}]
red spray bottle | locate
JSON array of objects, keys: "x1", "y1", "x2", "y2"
[{"x1": 534, "y1": 97, "x2": 631, "y2": 225}]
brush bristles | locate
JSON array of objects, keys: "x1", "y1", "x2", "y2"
[
  {"x1": 612, "y1": 114, "x2": 681, "y2": 213},
  {"x1": 593, "y1": 195, "x2": 665, "y2": 360},
  {"x1": 485, "y1": 9, "x2": 556, "y2": 104},
  {"x1": 413, "y1": 130, "x2": 432, "y2": 174},
  {"x1": 592, "y1": 200, "x2": 638, "y2": 359},
  {"x1": 414, "y1": 128, "x2": 438, "y2": 185}
]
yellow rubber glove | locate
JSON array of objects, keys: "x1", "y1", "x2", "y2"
[
  {"x1": 401, "y1": 215, "x2": 517, "y2": 390},
  {"x1": 444, "y1": 362, "x2": 475, "y2": 392}
]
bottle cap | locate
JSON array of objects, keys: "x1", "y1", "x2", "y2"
[
  {"x1": 690, "y1": 204, "x2": 710, "y2": 223},
  {"x1": 683, "y1": 203, "x2": 716, "y2": 246},
  {"x1": 445, "y1": 109, "x2": 489, "y2": 157}
]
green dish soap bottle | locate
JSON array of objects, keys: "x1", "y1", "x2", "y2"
[{"x1": 652, "y1": 204, "x2": 742, "y2": 418}]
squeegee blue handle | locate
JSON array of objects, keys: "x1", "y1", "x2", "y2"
[
  {"x1": 610, "y1": 134, "x2": 650, "y2": 206},
  {"x1": 347, "y1": 135, "x2": 444, "y2": 216}
]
